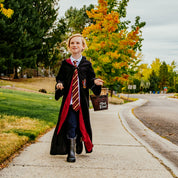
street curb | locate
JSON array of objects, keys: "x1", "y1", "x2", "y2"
[
  {"x1": 168, "y1": 98, "x2": 178, "y2": 102},
  {"x1": 118, "y1": 99, "x2": 178, "y2": 178}
]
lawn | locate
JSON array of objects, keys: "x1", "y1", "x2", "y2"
[
  {"x1": 0, "y1": 88, "x2": 60, "y2": 123},
  {"x1": 0, "y1": 77, "x2": 56, "y2": 93},
  {"x1": 0, "y1": 88, "x2": 61, "y2": 166}
]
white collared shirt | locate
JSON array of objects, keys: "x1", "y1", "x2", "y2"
[
  {"x1": 70, "y1": 55, "x2": 82, "y2": 66},
  {"x1": 70, "y1": 56, "x2": 82, "y2": 105}
]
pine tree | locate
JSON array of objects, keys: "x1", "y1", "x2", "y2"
[
  {"x1": 159, "y1": 61, "x2": 169, "y2": 89},
  {"x1": 0, "y1": 0, "x2": 58, "y2": 78},
  {"x1": 149, "y1": 70, "x2": 159, "y2": 91}
]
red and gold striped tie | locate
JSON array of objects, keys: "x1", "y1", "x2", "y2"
[{"x1": 72, "y1": 61, "x2": 80, "y2": 111}]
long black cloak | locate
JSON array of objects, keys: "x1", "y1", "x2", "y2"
[{"x1": 50, "y1": 56, "x2": 101, "y2": 155}]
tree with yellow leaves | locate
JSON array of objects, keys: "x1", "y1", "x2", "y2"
[
  {"x1": 83, "y1": 0, "x2": 144, "y2": 95},
  {"x1": 0, "y1": 0, "x2": 13, "y2": 18}
]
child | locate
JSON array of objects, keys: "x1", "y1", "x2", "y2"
[{"x1": 50, "y1": 34, "x2": 104, "y2": 162}]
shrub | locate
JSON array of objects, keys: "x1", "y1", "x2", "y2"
[
  {"x1": 175, "y1": 84, "x2": 178, "y2": 93},
  {"x1": 39, "y1": 88, "x2": 47, "y2": 93},
  {"x1": 167, "y1": 87, "x2": 175, "y2": 93}
]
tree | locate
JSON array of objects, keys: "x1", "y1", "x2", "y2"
[
  {"x1": 64, "y1": 5, "x2": 95, "y2": 34},
  {"x1": 107, "y1": 0, "x2": 146, "y2": 51},
  {"x1": 0, "y1": 0, "x2": 58, "y2": 78},
  {"x1": 83, "y1": 0, "x2": 145, "y2": 96},
  {"x1": 166, "y1": 60, "x2": 177, "y2": 92},
  {"x1": 151, "y1": 58, "x2": 161, "y2": 76},
  {"x1": 0, "y1": 0, "x2": 13, "y2": 18},
  {"x1": 159, "y1": 61, "x2": 168, "y2": 89},
  {"x1": 149, "y1": 70, "x2": 159, "y2": 91}
]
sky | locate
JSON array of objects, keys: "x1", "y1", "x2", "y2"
[{"x1": 57, "y1": 0, "x2": 178, "y2": 66}]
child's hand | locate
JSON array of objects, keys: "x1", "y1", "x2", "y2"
[
  {"x1": 94, "y1": 79, "x2": 104, "y2": 86},
  {"x1": 56, "y1": 83, "x2": 64, "y2": 90}
]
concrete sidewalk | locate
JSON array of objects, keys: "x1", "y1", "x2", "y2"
[{"x1": 0, "y1": 103, "x2": 173, "y2": 178}]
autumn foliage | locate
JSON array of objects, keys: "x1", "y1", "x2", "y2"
[
  {"x1": 0, "y1": 1, "x2": 13, "y2": 18},
  {"x1": 83, "y1": 0, "x2": 141, "y2": 91}
]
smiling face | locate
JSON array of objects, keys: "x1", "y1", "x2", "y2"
[{"x1": 68, "y1": 36, "x2": 85, "y2": 55}]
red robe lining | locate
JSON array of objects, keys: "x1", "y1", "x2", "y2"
[{"x1": 57, "y1": 58, "x2": 93, "y2": 152}]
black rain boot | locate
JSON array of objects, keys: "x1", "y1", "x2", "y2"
[
  {"x1": 76, "y1": 136, "x2": 83, "y2": 154},
  {"x1": 67, "y1": 137, "x2": 76, "y2": 162}
]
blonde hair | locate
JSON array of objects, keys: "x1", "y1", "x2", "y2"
[{"x1": 67, "y1": 33, "x2": 87, "y2": 52}]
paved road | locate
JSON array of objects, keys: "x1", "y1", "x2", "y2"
[
  {"x1": 123, "y1": 94, "x2": 178, "y2": 170},
  {"x1": 132, "y1": 94, "x2": 178, "y2": 146}
]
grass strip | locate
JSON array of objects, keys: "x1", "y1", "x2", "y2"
[
  {"x1": 0, "y1": 88, "x2": 61, "y2": 123},
  {"x1": 0, "y1": 88, "x2": 61, "y2": 165}
]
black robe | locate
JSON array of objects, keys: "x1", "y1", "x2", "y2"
[{"x1": 50, "y1": 56, "x2": 101, "y2": 155}]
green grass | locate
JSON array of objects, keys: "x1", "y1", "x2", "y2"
[
  {"x1": 0, "y1": 88, "x2": 61, "y2": 124},
  {"x1": 0, "y1": 88, "x2": 62, "y2": 165}
]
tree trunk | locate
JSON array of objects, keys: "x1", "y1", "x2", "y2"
[
  {"x1": 111, "y1": 89, "x2": 113, "y2": 97},
  {"x1": 37, "y1": 62, "x2": 39, "y2": 77},
  {"x1": 14, "y1": 66, "x2": 18, "y2": 79},
  {"x1": 20, "y1": 68, "x2": 23, "y2": 78}
]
